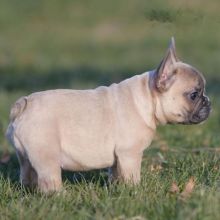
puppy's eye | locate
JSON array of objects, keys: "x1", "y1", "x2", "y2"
[{"x1": 190, "y1": 92, "x2": 198, "y2": 101}]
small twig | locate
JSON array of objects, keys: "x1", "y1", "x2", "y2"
[{"x1": 153, "y1": 146, "x2": 220, "y2": 153}]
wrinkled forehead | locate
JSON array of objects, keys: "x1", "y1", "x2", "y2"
[{"x1": 175, "y1": 63, "x2": 206, "y2": 91}]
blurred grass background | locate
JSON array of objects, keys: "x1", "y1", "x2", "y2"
[
  {"x1": 1, "y1": 0, "x2": 220, "y2": 148},
  {"x1": 0, "y1": 0, "x2": 220, "y2": 219}
]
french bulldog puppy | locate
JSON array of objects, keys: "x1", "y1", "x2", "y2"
[{"x1": 6, "y1": 38, "x2": 211, "y2": 192}]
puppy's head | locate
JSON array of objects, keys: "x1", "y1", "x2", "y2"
[{"x1": 153, "y1": 37, "x2": 211, "y2": 125}]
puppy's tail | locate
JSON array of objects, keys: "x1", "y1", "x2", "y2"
[{"x1": 9, "y1": 96, "x2": 28, "y2": 122}]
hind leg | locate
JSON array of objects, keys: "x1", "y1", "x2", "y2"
[
  {"x1": 35, "y1": 162, "x2": 62, "y2": 193},
  {"x1": 36, "y1": 164, "x2": 62, "y2": 193},
  {"x1": 27, "y1": 146, "x2": 62, "y2": 193},
  {"x1": 7, "y1": 126, "x2": 36, "y2": 187},
  {"x1": 16, "y1": 150, "x2": 37, "y2": 188}
]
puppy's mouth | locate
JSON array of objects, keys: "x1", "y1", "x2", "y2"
[
  {"x1": 181, "y1": 97, "x2": 211, "y2": 125},
  {"x1": 189, "y1": 106, "x2": 211, "y2": 124}
]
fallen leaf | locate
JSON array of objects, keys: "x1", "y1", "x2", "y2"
[
  {"x1": 150, "y1": 164, "x2": 163, "y2": 172},
  {"x1": 213, "y1": 166, "x2": 219, "y2": 171},
  {"x1": 160, "y1": 144, "x2": 169, "y2": 152},
  {"x1": 180, "y1": 177, "x2": 195, "y2": 200},
  {"x1": 169, "y1": 182, "x2": 180, "y2": 194}
]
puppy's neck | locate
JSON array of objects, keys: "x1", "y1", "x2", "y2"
[{"x1": 148, "y1": 70, "x2": 168, "y2": 125}]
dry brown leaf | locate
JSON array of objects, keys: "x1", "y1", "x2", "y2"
[
  {"x1": 180, "y1": 177, "x2": 195, "y2": 200},
  {"x1": 0, "y1": 152, "x2": 11, "y2": 164},
  {"x1": 150, "y1": 165, "x2": 154, "y2": 171},
  {"x1": 169, "y1": 182, "x2": 180, "y2": 194},
  {"x1": 213, "y1": 166, "x2": 219, "y2": 171},
  {"x1": 160, "y1": 144, "x2": 169, "y2": 152},
  {"x1": 150, "y1": 164, "x2": 163, "y2": 172}
]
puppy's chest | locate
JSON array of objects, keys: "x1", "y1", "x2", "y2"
[{"x1": 115, "y1": 120, "x2": 155, "y2": 153}]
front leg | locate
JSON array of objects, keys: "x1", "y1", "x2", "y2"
[{"x1": 110, "y1": 151, "x2": 143, "y2": 184}]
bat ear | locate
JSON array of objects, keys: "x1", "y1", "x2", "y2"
[{"x1": 155, "y1": 37, "x2": 179, "y2": 92}]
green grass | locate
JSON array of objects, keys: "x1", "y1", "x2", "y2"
[
  {"x1": 0, "y1": 149, "x2": 220, "y2": 220},
  {"x1": 0, "y1": 0, "x2": 220, "y2": 219}
]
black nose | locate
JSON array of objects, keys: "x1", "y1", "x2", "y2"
[{"x1": 202, "y1": 96, "x2": 211, "y2": 107}]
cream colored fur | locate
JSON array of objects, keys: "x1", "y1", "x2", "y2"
[{"x1": 7, "y1": 72, "x2": 159, "y2": 192}]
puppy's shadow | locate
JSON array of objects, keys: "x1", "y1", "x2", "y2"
[
  {"x1": 62, "y1": 169, "x2": 109, "y2": 187},
  {"x1": 0, "y1": 152, "x2": 109, "y2": 188},
  {"x1": 0, "y1": 153, "x2": 20, "y2": 183}
]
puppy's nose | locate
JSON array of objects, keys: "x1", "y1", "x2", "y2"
[{"x1": 203, "y1": 96, "x2": 211, "y2": 107}]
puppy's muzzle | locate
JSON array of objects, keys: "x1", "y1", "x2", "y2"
[{"x1": 189, "y1": 96, "x2": 211, "y2": 124}]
